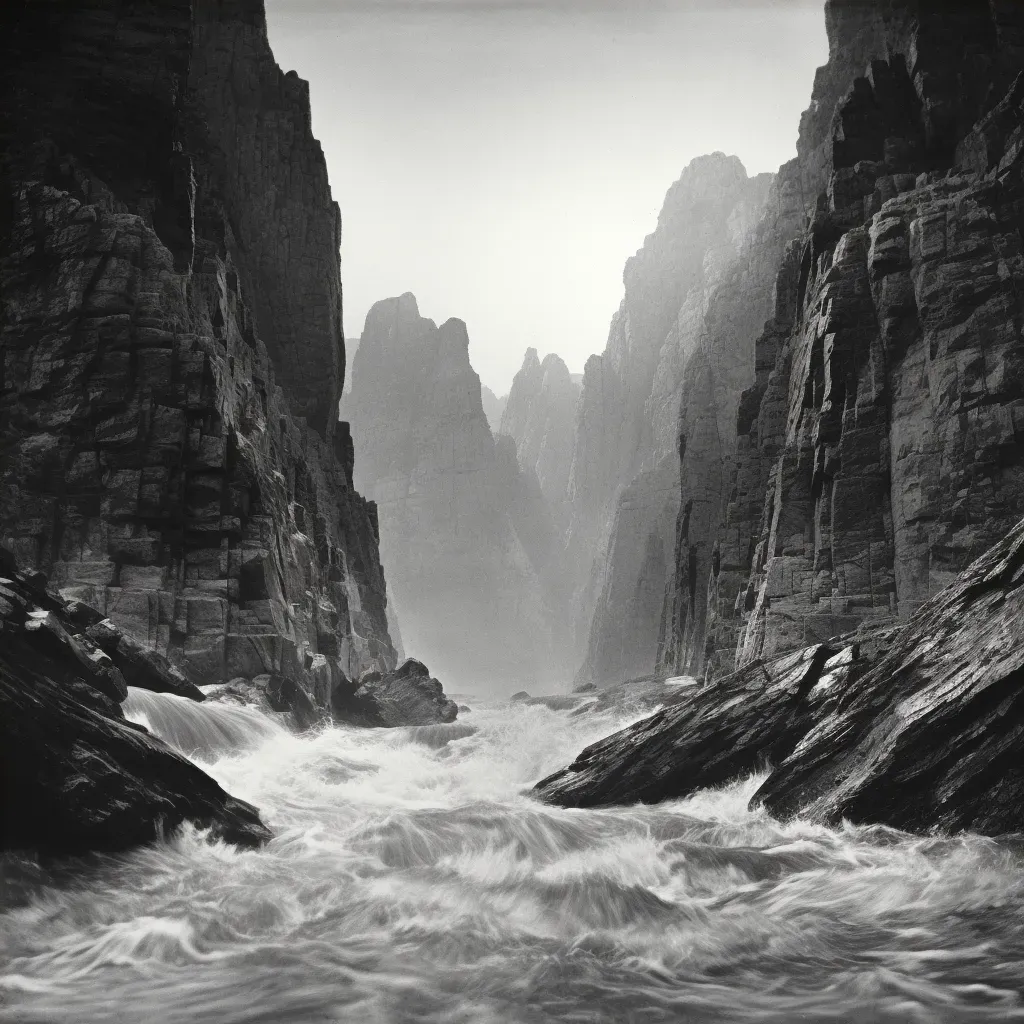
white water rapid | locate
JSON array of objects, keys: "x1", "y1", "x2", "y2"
[{"x1": 3, "y1": 692, "x2": 1024, "y2": 1022}]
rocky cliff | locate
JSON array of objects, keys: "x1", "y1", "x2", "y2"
[
  {"x1": 344, "y1": 294, "x2": 573, "y2": 693},
  {"x1": 0, "y1": 0, "x2": 396, "y2": 712},
  {"x1": 499, "y1": 349, "x2": 580, "y2": 531},
  {"x1": 537, "y1": 510, "x2": 1024, "y2": 837},
  {"x1": 568, "y1": 155, "x2": 776, "y2": 686},
  {"x1": 669, "y1": 0, "x2": 1024, "y2": 679}
]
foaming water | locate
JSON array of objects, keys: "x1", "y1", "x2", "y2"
[
  {"x1": 123, "y1": 687, "x2": 286, "y2": 759},
  {"x1": 4, "y1": 697, "x2": 1024, "y2": 1023}
]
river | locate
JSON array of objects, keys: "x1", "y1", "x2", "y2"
[{"x1": 3, "y1": 688, "x2": 1024, "y2": 1023}]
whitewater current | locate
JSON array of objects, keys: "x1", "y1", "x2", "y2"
[{"x1": 4, "y1": 691, "x2": 1024, "y2": 1023}]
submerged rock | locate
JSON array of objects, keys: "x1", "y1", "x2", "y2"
[
  {"x1": 333, "y1": 658, "x2": 459, "y2": 728},
  {"x1": 537, "y1": 516, "x2": 1024, "y2": 836}
]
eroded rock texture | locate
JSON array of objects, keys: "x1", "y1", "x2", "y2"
[
  {"x1": 540, "y1": 513, "x2": 1024, "y2": 837},
  {"x1": 0, "y1": 550, "x2": 271, "y2": 853},
  {"x1": 344, "y1": 294, "x2": 572, "y2": 693},
  {"x1": 0, "y1": 0, "x2": 396, "y2": 711},
  {"x1": 664, "y1": 0, "x2": 1024, "y2": 679},
  {"x1": 333, "y1": 658, "x2": 459, "y2": 728},
  {"x1": 569, "y1": 155, "x2": 776, "y2": 686}
]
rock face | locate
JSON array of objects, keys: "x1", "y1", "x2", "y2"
[
  {"x1": 0, "y1": 551, "x2": 271, "y2": 854},
  {"x1": 568, "y1": 155, "x2": 777, "y2": 686},
  {"x1": 664, "y1": 0, "x2": 1024, "y2": 680},
  {"x1": 333, "y1": 658, "x2": 459, "y2": 728},
  {"x1": 480, "y1": 385, "x2": 508, "y2": 435},
  {"x1": 499, "y1": 349, "x2": 580, "y2": 531},
  {"x1": 344, "y1": 294, "x2": 573, "y2": 692},
  {"x1": 756, "y1": 514, "x2": 1024, "y2": 834},
  {"x1": 538, "y1": 513, "x2": 1024, "y2": 838},
  {"x1": 0, "y1": 0, "x2": 397, "y2": 712}
]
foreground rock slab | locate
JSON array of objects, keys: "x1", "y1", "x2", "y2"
[
  {"x1": 1, "y1": 628, "x2": 272, "y2": 855},
  {"x1": 0, "y1": 553, "x2": 272, "y2": 854},
  {"x1": 755, "y1": 516, "x2": 1024, "y2": 835},
  {"x1": 333, "y1": 659, "x2": 459, "y2": 728},
  {"x1": 533, "y1": 643, "x2": 849, "y2": 808},
  {"x1": 537, "y1": 516, "x2": 1024, "y2": 837}
]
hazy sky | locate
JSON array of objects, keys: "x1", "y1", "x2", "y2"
[{"x1": 265, "y1": 0, "x2": 828, "y2": 396}]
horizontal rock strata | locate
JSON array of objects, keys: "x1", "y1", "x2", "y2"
[{"x1": 0, "y1": 0, "x2": 396, "y2": 716}]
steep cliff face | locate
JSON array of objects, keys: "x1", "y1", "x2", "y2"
[
  {"x1": 344, "y1": 294, "x2": 572, "y2": 693},
  {"x1": 499, "y1": 349, "x2": 579, "y2": 531},
  {"x1": 679, "y1": 0, "x2": 1024, "y2": 678},
  {"x1": 569, "y1": 155, "x2": 776, "y2": 686},
  {"x1": 0, "y1": 0, "x2": 396, "y2": 707}
]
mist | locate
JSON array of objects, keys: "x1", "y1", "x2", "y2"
[{"x1": 265, "y1": 0, "x2": 828, "y2": 395}]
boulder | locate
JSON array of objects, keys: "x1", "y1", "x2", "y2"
[
  {"x1": 537, "y1": 516, "x2": 1024, "y2": 837},
  {"x1": 755, "y1": 515, "x2": 1024, "y2": 835},
  {"x1": 85, "y1": 619, "x2": 206, "y2": 702},
  {"x1": 0, "y1": 627, "x2": 272, "y2": 855},
  {"x1": 333, "y1": 658, "x2": 458, "y2": 728},
  {"x1": 534, "y1": 643, "x2": 845, "y2": 808}
]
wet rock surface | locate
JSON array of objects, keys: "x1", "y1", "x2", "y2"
[
  {"x1": 756, "y1": 515, "x2": 1024, "y2": 834},
  {"x1": 0, "y1": 555, "x2": 272, "y2": 854},
  {"x1": 539, "y1": 516, "x2": 1024, "y2": 836},
  {"x1": 333, "y1": 659, "x2": 459, "y2": 728}
]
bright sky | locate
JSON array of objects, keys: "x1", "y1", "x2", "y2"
[{"x1": 265, "y1": 0, "x2": 828, "y2": 396}]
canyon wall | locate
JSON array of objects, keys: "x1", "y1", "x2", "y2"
[
  {"x1": 344, "y1": 294, "x2": 573, "y2": 693},
  {"x1": 568, "y1": 155, "x2": 776, "y2": 686},
  {"x1": 665, "y1": 0, "x2": 1024, "y2": 679},
  {"x1": 0, "y1": 0, "x2": 396, "y2": 707},
  {"x1": 499, "y1": 349, "x2": 580, "y2": 532}
]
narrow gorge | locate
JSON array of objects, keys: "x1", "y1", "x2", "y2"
[{"x1": 6, "y1": 1, "x2": 1024, "y2": 1022}]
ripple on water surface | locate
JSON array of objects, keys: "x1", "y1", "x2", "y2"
[{"x1": 3, "y1": 697, "x2": 1024, "y2": 1023}]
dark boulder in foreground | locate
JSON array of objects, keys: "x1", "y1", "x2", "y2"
[
  {"x1": 2, "y1": 629, "x2": 272, "y2": 854},
  {"x1": 537, "y1": 516, "x2": 1024, "y2": 836},
  {"x1": 0, "y1": 557, "x2": 273, "y2": 854},
  {"x1": 755, "y1": 516, "x2": 1024, "y2": 834},
  {"x1": 333, "y1": 658, "x2": 459, "y2": 728},
  {"x1": 533, "y1": 643, "x2": 855, "y2": 807}
]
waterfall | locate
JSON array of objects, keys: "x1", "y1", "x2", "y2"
[{"x1": 122, "y1": 687, "x2": 287, "y2": 760}]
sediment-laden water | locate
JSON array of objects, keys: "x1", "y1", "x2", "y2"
[{"x1": 3, "y1": 691, "x2": 1024, "y2": 1023}]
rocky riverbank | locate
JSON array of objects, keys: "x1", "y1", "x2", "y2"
[{"x1": 537, "y1": 514, "x2": 1024, "y2": 835}]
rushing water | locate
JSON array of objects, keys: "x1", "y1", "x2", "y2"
[{"x1": 4, "y1": 690, "x2": 1024, "y2": 1023}]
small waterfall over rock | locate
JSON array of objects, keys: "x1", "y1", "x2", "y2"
[{"x1": 123, "y1": 687, "x2": 287, "y2": 760}]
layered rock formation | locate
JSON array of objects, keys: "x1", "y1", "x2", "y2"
[
  {"x1": 662, "y1": 0, "x2": 1024, "y2": 680},
  {"x1": 344, "y1": 294, "x2": 573, "y2": 693},
  {"x1": 333, "y1": 658, "x2": 459, "y2": 728},
  {"x1": 538, "y1": 511, "x2": 1024, "y2": 837},
  {"x1": 0, "y1": 551, "x2": 271, "y2": 853},
  {"x1": 0, "y1": 0, "x2": 397, "y2": 714},
  {"x1": 569, "y1": 155, "x2": 777, "y2": 686},
  {"x1": 499, "y1": 349, "x2": 580, "y2": 530}
]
